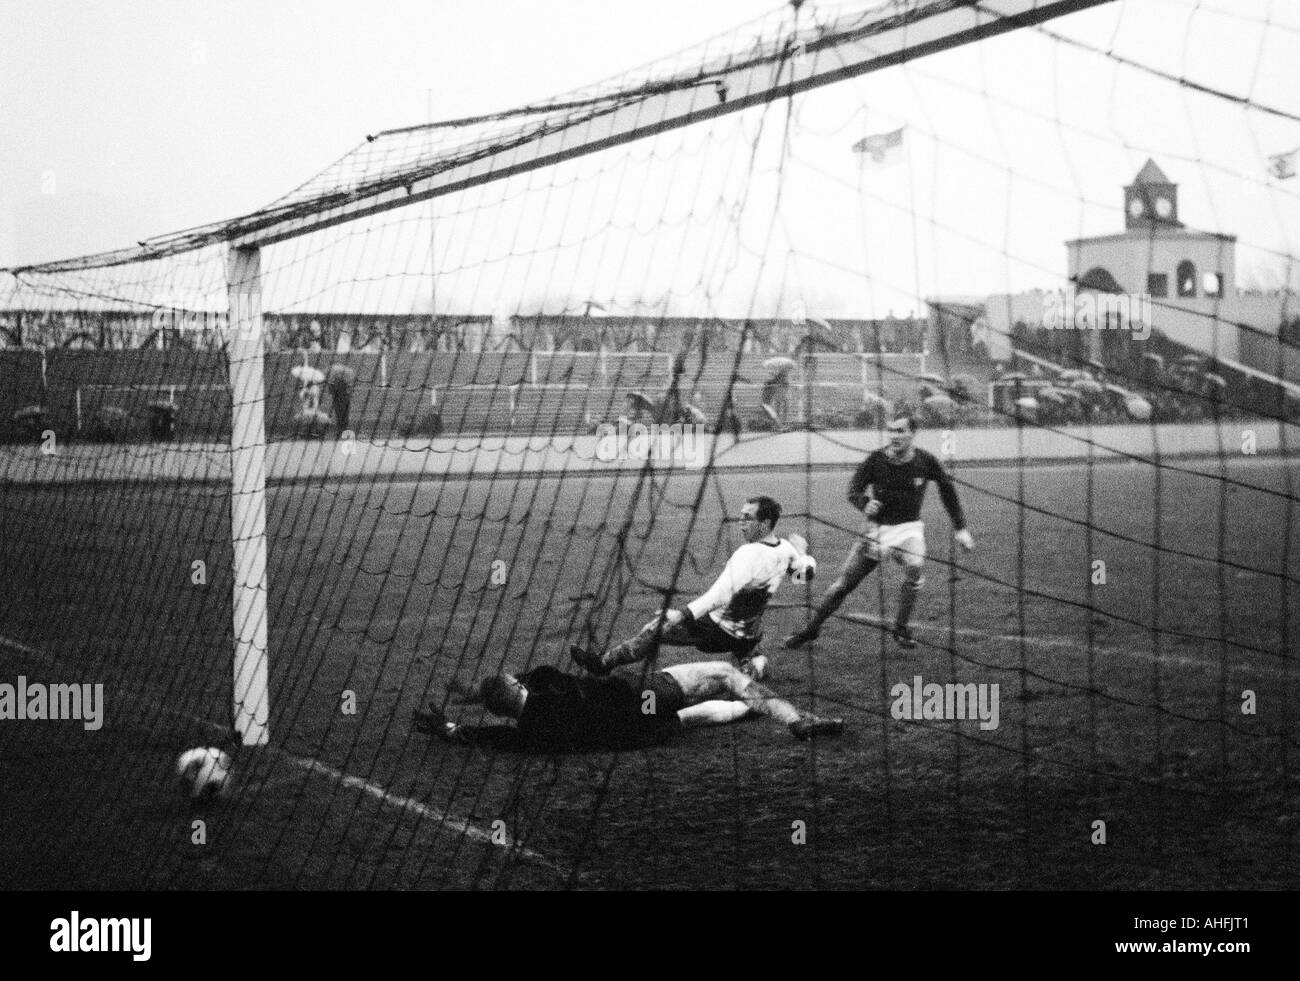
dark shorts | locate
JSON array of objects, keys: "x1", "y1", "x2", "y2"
[
  {"x1": 667, "y1": 615, "x2": 761, "y2": 660},
  {"x1": 608, "y1": 670, "x2": 686, "y2": 747},
  {"x1": 645, "y1": 670, "x2": 688, "y2": 717}
]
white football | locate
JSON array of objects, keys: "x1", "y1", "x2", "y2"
[
  {"x1": 790, "y1": 554, "x2": 817, "y2": 583},
  {"x1": 176, "y1": 747, "x2": 231, "y2": 799}
]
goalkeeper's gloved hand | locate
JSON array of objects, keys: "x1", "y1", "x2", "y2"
[{"x1": 413, "y1": 702, "x2": 459, "y2": 740}]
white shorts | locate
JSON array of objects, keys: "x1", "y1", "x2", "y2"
[{"x1": 865, "y1": 520, "x2": 926, "y2": 564}]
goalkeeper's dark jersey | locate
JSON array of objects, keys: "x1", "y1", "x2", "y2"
[
  {"x1": 847, "y1": 448, "x2": 966, "y2": 529},
  {"x1": 514, "y1": 666, "x2": 684, "y2": 751}
]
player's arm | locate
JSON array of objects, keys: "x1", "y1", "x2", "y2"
[
  {"x1": 412, "y1": 704, "x2": 523, "y2": 748},
  {"x1": 446, "y1": 678, "x2": 483, "y2": 705},
  {"x1": 412, "y1": 700, "x2": 474, "y2": 743},
  {"x1": 847, "y1": 457, "x2": 874, "y2": 512},
  {"x1": 928, "y1": 453, "x2": 974, "y2": 550},
  {"x1": 847, "y1": 457, "x2": 881, "y2": 523}
]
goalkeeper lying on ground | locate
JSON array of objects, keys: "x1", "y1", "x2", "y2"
[{"x1": 412, "y1": 660, "x2": 843, "y2": 752}]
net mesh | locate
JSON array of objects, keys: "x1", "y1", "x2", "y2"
[{"x1": 1, "y1": 0, "x2": 1298, "y2": 889}]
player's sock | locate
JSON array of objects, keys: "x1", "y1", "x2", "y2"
[
  {"x1": 895, "y1": 576, "x2": 921, "y2": 631},
  {"x1": 814, "y1": 561, "x2": 877, "y2": 626},
  {"x1": 735, "y1": 679, "x2": 801, "y2": 725},
  {"x1": 789, "y1": 715, "x2": 845, "y2": 740},
  {"x1": 602, "y1": 639, "x2": 643, "y2": 669}
]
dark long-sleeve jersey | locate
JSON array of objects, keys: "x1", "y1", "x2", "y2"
[
  {"x1": 503, "y1": 666, "x2": 684, "y2": 751},
  {"x1": 847, "y1": 448, "x2": 966, "y2": 529}
]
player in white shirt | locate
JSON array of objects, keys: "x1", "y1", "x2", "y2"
[{"x1": 570, "y1": 495, "x2": 817, "y2": 680}]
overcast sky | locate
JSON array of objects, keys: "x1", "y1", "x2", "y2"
[{"x1": 3, "y1": 0, "x2": 1298, "y2": 318}]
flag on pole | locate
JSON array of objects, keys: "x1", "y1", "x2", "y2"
[
  {"x1": 852, "y1": 127, "x2": 904, "y2": 166},
  {"x1": 1267, "y1": 149, "x2": 1297, "y2": 180}
]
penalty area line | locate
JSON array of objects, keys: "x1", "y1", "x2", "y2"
[
  {"x1": 290, "y1": 757, "x2": 578, "y2": 882},
  {"x1": 0, "y1": 629, "x2": 583, "y2": 887}
]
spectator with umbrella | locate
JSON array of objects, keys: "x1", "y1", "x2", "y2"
[
  {"x1": 761, "y1": 356, "x2": 796, "y2": 428},
  {"x1": 1124, "y1": 394, "x2": 1153, "y2": 421},
  {"x1": 920, "y1": 390, "x2": 957, "y2": 427},
  {"x1": 855, "y1": 390, "x2": 892, "y2": 429},
  {"x1": 625, "y1": 390, "x2": 657, "y2": 425},
  {"x1": 291, "y1": 362, "x2": 330, "y2": 436},
  {"x1": 327, "y1": 363, "x2": 358, "y2": 435}
]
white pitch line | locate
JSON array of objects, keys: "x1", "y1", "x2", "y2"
[
  {"x1": 290, "y1": 757, "x2": 575, "y2": 879},
  {"x1": 839, "y1": 613, "x2": 1291, "y2": 679},
  {"x1": 0, "y1": 630, "x2": 581, "y2": 885}
]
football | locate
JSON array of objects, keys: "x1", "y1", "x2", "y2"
[{"x1": 176, "y1": 747, "x2": 231, "y2": 799}]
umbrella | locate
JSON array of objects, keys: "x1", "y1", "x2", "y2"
[
  {"x1": 1203, "y1": 372, "x2": 1227, "y2": 389},
  {"x1": 625, "y1": 391, "x2": 657, "y2": 414},
  {"x1": 1141, "y1": 352, "x2": 1165, "y2": 366},
  {"x1": 1071, "y1": 378, "x2": 1104, "y2": 397},
  {"x1": 763, "y1": 356, "x2": 797, "y2": 377},
  {"x1": 921, "y1": 393, "x2": 957, "y2": 424},
  {"x1": 291, "y1": 365, "x2": 326, "y2": 385},
  {"x1": 949, "y1": 372, "x2": 979, "y2": 391},
  {"x1": 1124, "y1": 396, "x2": 1153, "y2": 421},
  {"x1": 327, "y1": 364, "x2": 357, "y2": 387}
]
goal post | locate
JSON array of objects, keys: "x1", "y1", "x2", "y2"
[{"x1": 226, "y1": 245, "x2": 270, "y2": 746}]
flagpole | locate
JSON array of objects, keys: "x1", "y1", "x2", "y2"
[{"x1": 904, "y1": 126, "x2": 926, "y2": 375}]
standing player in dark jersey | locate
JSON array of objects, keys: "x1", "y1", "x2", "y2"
[
  {"x1": 784, "y1": 413, "x2": 974, "y2": 650},
  {"x1": 412, "y1": 660, "x2": 843, "y2": 751}
]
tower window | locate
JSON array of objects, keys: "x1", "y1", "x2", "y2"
[
  {"x1": 1203, "y1": 272, "x2": 1222, "y2": 297},
  {"x1": 1176, "y1": 261, "x2": 1197, "y2": 298},
  {"x1": 1147, "y1": 273, "x2": 1168, "y2": 298}
]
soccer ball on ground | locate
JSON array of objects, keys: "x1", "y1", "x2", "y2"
[{"x1": 176, "y1": 747, "x2": 231, "y2": 799}]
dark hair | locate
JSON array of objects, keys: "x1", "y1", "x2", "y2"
[
  {"x1": 746, "y1": 495, "x2": 781, "y2": 530},
  {"x1": 890, "y1": 412, "x2": 918, "y2": 432},
  {"x1": 480, "y1": 675, "x2": 522, "y2": 716}
]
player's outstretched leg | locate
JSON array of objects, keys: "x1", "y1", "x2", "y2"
[
  {"x1": 720, "y1": 666, "x2": 843, "y2": 740},
  {"x1": 784, "y1": 541, "x2": 878, "y2": 649},
  {"x1": 664, "y1": 661, "x2": 843, "y2": 740},
  {"x1": 572, "y1": 616, "x2": 691, "y2": 675}
]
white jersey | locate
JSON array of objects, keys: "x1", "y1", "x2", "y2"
[{"x1": 687, "y1": 537, "x2": 804, "y2": 640}]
